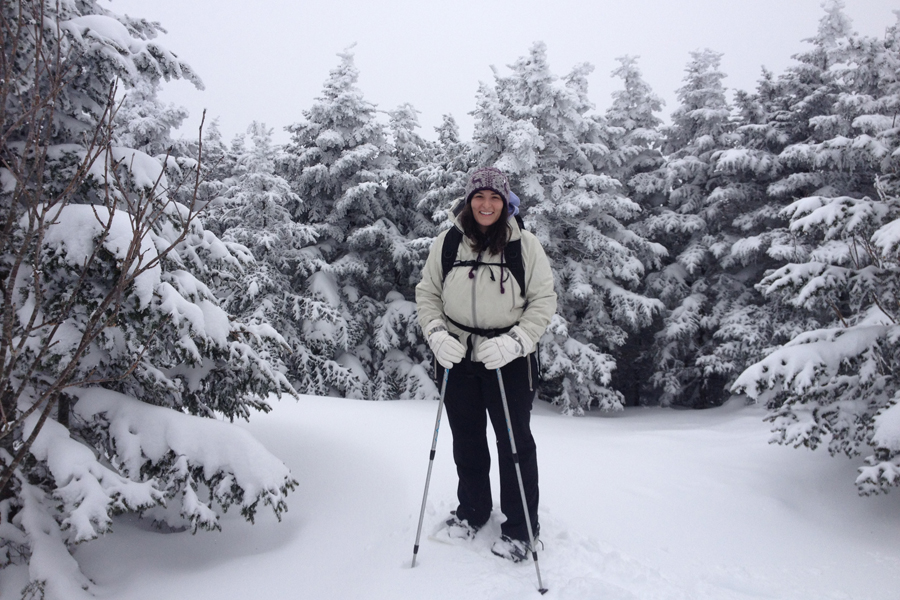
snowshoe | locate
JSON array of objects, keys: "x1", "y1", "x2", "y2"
[
  {"x1": 491, "y1": 534, "x2": 531, "y2": 563},
  {"x1": 430, "y1": 512, "x2": 481, "y2": 544}
]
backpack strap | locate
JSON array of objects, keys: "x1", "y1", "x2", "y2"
[
  {"x1": 514, "y1": 213, "x2": 525, "y2": 231},
  {"x1": 445, "y1": 315, "x2": 516, "y2": 339},
  {"x1": 441, "y1": 227, "x2": 463, "y2": 284},
  {"x1": 440, "y1": 225, "x2": 526, "y2": 298},
  {"x1": 504, "y1": 239, "x2": 526, "y2": 298}
]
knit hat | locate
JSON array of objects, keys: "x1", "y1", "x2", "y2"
[{"x1": 465, "y1": 167, "x2": 510, "y2": 206}]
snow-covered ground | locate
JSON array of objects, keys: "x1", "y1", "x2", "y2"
[{"x1": 4, "y1": 394, "x2": 898, "y2": 600}]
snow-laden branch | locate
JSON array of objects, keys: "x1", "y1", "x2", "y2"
[
  {"x1": 69, "y1": 387, "x2": 296, "y2": 528},
  {"x1": 732, "y1": 325, "x2": 891, "y2": 400}
]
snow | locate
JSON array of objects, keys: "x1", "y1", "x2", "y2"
[
  {"x1": 157, "y1": 271, "x2": 233, "y2": 347},
  {"x1": 873, "y1": 400, "x2": 900, "y2": 453},
  {"x1": 871, "y1": 216, "x2": 900, "y2": 256},
  {"x1": 109, "y1": 147, "x2": 167, "y2": 191},
  {"x1": 63, "y1": 16, "x2": 144, "y2": 55},
  {"x1": 335, "y1": 352, "x2": 369, "y2": 384},
  {"x1": 38, "y1": 203, "x2": 162, "y2": 309},
  {"x1": 16, "y1": 482, "x2": 94, "y2": 600},
  {"x1": 4, "y1": 394, "x2": 897, "y2": 600},
  {"x1": 69, "y1": 388, "x2": 293, "y2": 523},
  {"x1": 733, "y1": 326, "x2": 889, "y2": 398},
  {"x1": 308, "y1": 270, "x2": 342, "y2": 307},
  {"x1": 783, "y1": 195, "x2": 889, "y2": 241},
  {"x1": 24, "y1": 414, "x2": 160, "y2": 543}
]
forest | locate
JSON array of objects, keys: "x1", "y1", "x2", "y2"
[{"x1": 1, "y1": 0, "x2": 899, "y2": 596}]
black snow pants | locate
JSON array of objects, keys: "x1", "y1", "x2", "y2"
[{"x1": 442, "y1": 353, "x2": 539, "y2": 542}]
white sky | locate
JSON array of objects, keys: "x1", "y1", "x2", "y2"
[{"x1": 103, "y1": 0, "x2": 898, "y2": 145}]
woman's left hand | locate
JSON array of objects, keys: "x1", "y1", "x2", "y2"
[{"x1": 477, "y1": 326, "x2": 533, "y2": 370}]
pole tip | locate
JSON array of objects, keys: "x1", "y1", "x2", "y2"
[{"x1": 539, "y1": 588, "x2": 549, "y2": 595}]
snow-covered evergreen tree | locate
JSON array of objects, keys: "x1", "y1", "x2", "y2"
[
  {"x1": 471, "y1": 42, "x2": 665, "y2": 414},
  {"x1": 279, "y1": 49, "x2": 384, "y2": 398},
  {"x1": 112, "y1": 79, "x2": 214, "y2": 219},
  {"x1": 386, "y1": 103, "x2": 429, "y2": 228},
  {"x1": 733, "y1": 181, "x2": 900, "y2": 495},
  {"x1": 733, "y1": 6, "x2": 900, "y2": 495},
  {"x1": 0, "y1": 3, "x2": 296, "y2": 597},
  {"x1": 605, "y1": 55, "x2": 666, "y2": 206},
  {"x1": 705, "y1": 71, "x2": 816, "y2": 400},
  {"x1": 191, "y1": 117, "x2": 237, "y2": 209},
  {"x1": 365, "y1": 103, "x2": 441, "y2": 400},
  {"x1": 694, "y1": 3, "x2": 876, "y2": 412},
  {"x1": 380, "y1": 103, "x2": 433, "y2": 270},
  {"x1": 416, "y1": 114, "x2": 473, "y2": 233},
  {"x1": 640, "y1": 48, "x2": 761, "y2": 408},
  {"x1": 280, "y1": 50, "x2": 436, "y2": 400},
  {"x1": 604, "y1": 55, "x2": 667, "y2": 404},
  {"x1": 201, "y1": 122, "x2": 368, "y2": 397},
  {"x1": 769, "y1": 0, "x2": 872, "y2": 201},
  {"x1": 113, "y1": 79, "x2": 190, "y2": 157}
]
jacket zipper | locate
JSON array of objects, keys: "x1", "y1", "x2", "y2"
[{"x1": 470, "y1": 257, "x2": 479, "y2": 357}]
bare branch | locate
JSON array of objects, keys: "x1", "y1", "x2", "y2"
[{"x1": 0, "y1": 4, "x2": 215, "y2": 499}]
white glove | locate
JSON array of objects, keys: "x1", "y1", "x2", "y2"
[
  {"x1": 425, "y1": 320, "x2": 465, "y2": 369},
  {"x1": 476, "y1": 326, "x2": 534, "y2": 370}
]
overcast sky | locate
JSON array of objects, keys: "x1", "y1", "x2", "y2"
[{"x1": 103, "y1": 0, "x2": 898, "y2": 145}]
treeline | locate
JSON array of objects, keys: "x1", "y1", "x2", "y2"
[
  {"x1": 193, "y1": 3, "x2": 900, "y2": 493},
  {"x1": 201, "y1": 7, "x2": 899, "y2": 407},
  {"x1": 144, "y1": 4, "x2": 900, "y2": 486}
]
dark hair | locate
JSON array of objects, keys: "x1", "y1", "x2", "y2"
[{"x1": 459, "y1": 201, "x2": 510, "y2": 255}]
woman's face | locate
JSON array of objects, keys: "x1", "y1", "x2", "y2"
[{"x1": 470, "y1": 190, "x2": 505, "y2": 231}]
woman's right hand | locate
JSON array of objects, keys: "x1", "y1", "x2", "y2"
[{"x1": 425, "y1": 320, "x2": 465, "y2": 369}]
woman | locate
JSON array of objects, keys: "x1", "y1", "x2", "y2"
[{"x1": 415, "y1": 166, "x2": 557, "y2": 562}]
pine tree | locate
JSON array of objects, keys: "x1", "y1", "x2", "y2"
[
  {"x1": 416, "y1": 114, "x2": 473, "y2": 234},
  {"x1": 360, "y1": 103, "x2": 436, "y2": 400},
  {"x1": 0, "y1": 3, "x2": 296, "y2": 596},
  {"x1": 733, "y1": 6, "x2": 900, "y2": 495},
  {"x1": 280, "y1": 50, "x2": 436, "y2": 400},
  {"x1": 640, "y1": 48, "x2": 760, "y2": 408},
  {"x1": 201, "y1": 122, "x2": 362, "y2": 397},
  {"x1": 471, "y1": 42, "x2": 665, "y2": 414},
  {"x1": 705, "y1": 73, "x2": 811, "y2": 402},
  {"x1": 699, "y1": 4, "x2": 870, "y2": 411},
  {"x1": 279, "y1": 49, "x2": 387, "y2": 398},
  {"x1": 733, "y1": 180, "x2": 900, "y2": 495},
  {"x1": 768, "y1": 0, "x2": 858, "y2": 199},
  {"x1": 191, "y1": 117, "x2": 236, "y2": 209},
  {"x1": 605, "y1": 55, "x2": 667, "y2": 404},
  {"x1": 113, "y1": 79, "x2": 190, "y2": 157},
  {"x1": 605, "y1": 55, "x2": 666, "y2": 206}
]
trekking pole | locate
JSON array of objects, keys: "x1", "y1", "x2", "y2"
[
  {"x1": 496, "y1": 368, "x2": 548, "y2": 595},
  {"x1": 411, "y1": 367, "x2": 450, "y2": 568}
]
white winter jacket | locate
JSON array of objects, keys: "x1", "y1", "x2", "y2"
[{"x1": 416, "y1": 199, "x2": 557, "y2": 363}]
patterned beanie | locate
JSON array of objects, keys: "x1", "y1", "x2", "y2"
[{"x1": 465, "y1": 167, "x2": 510, "y2": 206}]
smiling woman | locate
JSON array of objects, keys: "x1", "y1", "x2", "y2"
[
  {"x1": 470, "y1": 190, "x2": 505, "y2": 231},
  {"x1": 416, "y1": 167, "x2": 557, "y2": 566},
  {"x1": 456, "y1": 169, "x2": 516, "y2": 256}
]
